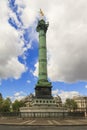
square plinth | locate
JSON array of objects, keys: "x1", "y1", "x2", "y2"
[{"x1": 35, "y1": 86, "x2": 52, "y2": 99}]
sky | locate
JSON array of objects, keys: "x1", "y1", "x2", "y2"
[{"x1": 0, "y1": 0, "x2": 87, "y2": 102}]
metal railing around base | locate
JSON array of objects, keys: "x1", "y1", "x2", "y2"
[{"x1": 0, "y1": 111, "x2": 85, "y2": 118}]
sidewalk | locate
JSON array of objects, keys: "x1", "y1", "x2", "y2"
[{"x1": 0, "y1": 118, "x2": 87, "y2": 126}]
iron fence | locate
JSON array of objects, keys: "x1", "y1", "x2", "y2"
[{"x1": 0, "y1": 111, "x2": 85, "y2": 118}]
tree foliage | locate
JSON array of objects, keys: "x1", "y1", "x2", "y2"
[
  {"x1": 0, "y1": 93, "x2": 26, "y2": 113},
  {"x1": 0, "y1": 93, "x2": 3, "y2": 112},
  {"x1": 1, "y1": 98, "x2": 11, "y2": 112},
  {"x1": 0, "y1": 95, "x2": 12, "y2": 112},
  {"x1": 12, "y1": 100, "x2": 26, "y2": 112},
  {"x1": 0, "y1": 93, "x2": 3, "y2": 100},
  {"x1": 64, "y1": 98, "x2": 77, "y2": 110}
]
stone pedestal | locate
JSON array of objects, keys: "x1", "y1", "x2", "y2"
[
  {"x1": 20, "y1": 94, "x2": 64, "y2": 118},
  {"x1": 35, "y1": 86, "x2": 52, "y2": 99}
]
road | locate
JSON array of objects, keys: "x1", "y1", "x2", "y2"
[
  {"x1": 0, "y1": 118, "x2": 87, "y2": 125},
  {"x1": 0, "y1": 125, "x2": 87, "y2": 130}
]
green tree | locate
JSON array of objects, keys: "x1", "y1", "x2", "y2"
[
  {"x1": 1, "y1": 99, "x2": 10, "y2": 112},
  {"x1": 64, "y1": 98, "x2": 77, "y2": 111},
  {"x1": 0, "y1": 93, "x2": 3, "y2": 100},
  {"x1": 6, "y1": 97, "x2": 12, "y2": 105},
  {"x1": 1, "y1": 98, "x2": 12, "y2": 112},
  {"x1": 12, "y1": 100, "x2": 25, "y2": 112},
  {"x1": 0, "y1": 93, "x2": 3, "y2": 112}
]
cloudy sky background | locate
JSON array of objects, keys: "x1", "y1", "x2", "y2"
[{"x1": 0, "y1": 0, "x2": 87, "y2": 102}]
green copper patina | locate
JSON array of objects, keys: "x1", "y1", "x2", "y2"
[
  {"x1": 36, "y1": 19, "x2": 51, "y2": 87},
  {"x1": 35, "y1": 18, "x2": 52, "y2": 99}
]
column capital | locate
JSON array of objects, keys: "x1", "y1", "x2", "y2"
[{"x1": 36, "y1": 19, "x2": 49, "y2": 33}]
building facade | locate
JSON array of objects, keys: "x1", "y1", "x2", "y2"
[{"x1": 73, "y1": 96, "x2": 87, "y2": 113}]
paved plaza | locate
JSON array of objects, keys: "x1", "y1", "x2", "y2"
[
  {"x1": 0, "y1": 125, "x2": 87, "y2": 130},
  {"x1": 0, "y1": 118, "x2": 87, "y2": 126}
]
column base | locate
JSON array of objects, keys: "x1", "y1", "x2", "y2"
[{"x1": 35, "y1": 80, "x2": 52, "y2": 99}]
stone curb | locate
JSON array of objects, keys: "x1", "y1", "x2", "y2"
[{"x1": 0, "y1": 123, "x2": 87, "y2": 126}]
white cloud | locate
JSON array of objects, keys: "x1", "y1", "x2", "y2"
[
  {"x1": 10, "y1": 91, "x2": 26, "y2": 102},
  {"x1": 1, "y1": 0, "x2": 87, "y2": 82},
  {"x1": 48, "y1": 1, "x2": 87, "y2": 82},
  {"x1": 59, "y1": 90, "x2": 80, "y2": 102},
  {"x1": 19, "y1": 0, "x2": 87, "y2": 82},
  {"x1": 15, "y1": 0, "x2": 38, "y2": 27},
  {"x1": 14, "y1": 92, "x2": 20, "y2": 97},
  {"x1": 85, "y1": 85, "x2": 87, "y2": 89},
  {"x1": 0, "y1": 0, "x2": 27, "y2": 80},
  {"x1": 52, "y1": 89, "x2": 59, "y2": 96},
  {"x1": 33, "y1": 62, "x2": 38, "y2": 77},
  {"x1": 52, "y1": 89, "x2": 80, "y2": 102},
  {"x1": 27, "y1": 80, "x2": 31, "y2": 84}
]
